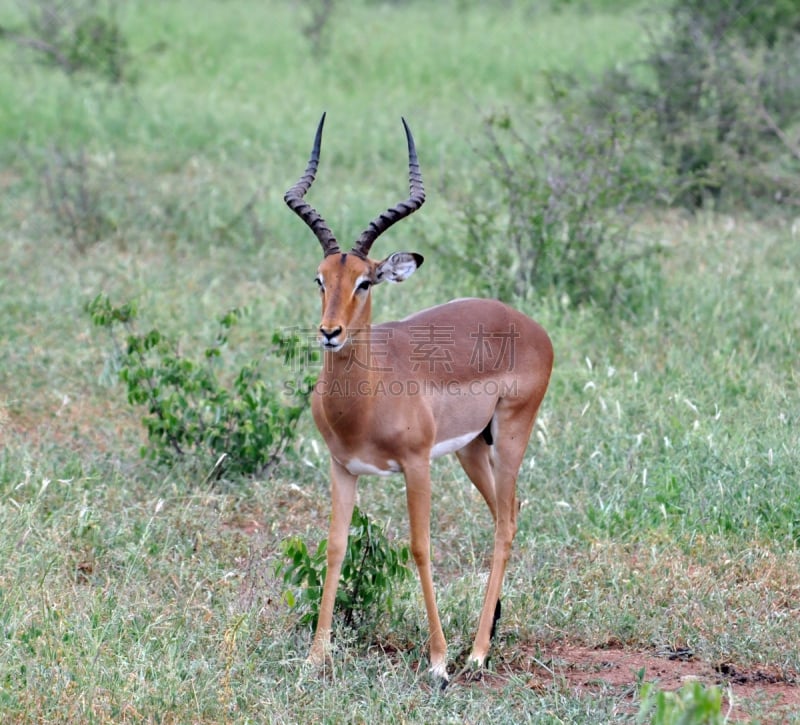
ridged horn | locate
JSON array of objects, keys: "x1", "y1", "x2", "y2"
[
  {"x1": 284, "y1": 112, "x2": 341, "y2": 257},
  {"x1": 351, "y1": 117, "x2": 425, "y2": 259}
]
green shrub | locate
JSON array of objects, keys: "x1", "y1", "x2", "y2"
[
  {"x1": 277, "y1": 507, "x2": 413, "y2": 633},
  {"x1": 2, "y1": 0, "x2": 135, "y2": 84},
  {"x1": 668, "y1": 0, "x2": 800, "y2": 49},
  {"x1": 636, "y1": 681, "x2": 724, "y2": 725},
  {"x1": 586, "y1": 0, "x2": 800, "y2": 209},
  {"x1": 298, "y1": 0, "x2": 336, "y2": 59},
  {"x1": 448, "y1": 102, "x2": 664, "y2": 312},
  {"x1": 33, "y1": 146, "x2": 120, "y2": 253},
  {"x1": 87, "y1": 294, "x2": 317, "y2": 478}
]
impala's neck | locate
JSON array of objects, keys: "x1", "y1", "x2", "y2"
[
  {"x1": 319, "y1": 323, "x2": 378, "y2": 392},
  {"x1": 315, "y1": 323, "x2": 384, "y2": 441}
]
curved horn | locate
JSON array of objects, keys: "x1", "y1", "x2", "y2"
[
  {"x1": 284, "y1": 112, "x2": 341, "y2": 257},
  {"x1": 351, "y1": 117, "x2": 425, "y2": 259}
]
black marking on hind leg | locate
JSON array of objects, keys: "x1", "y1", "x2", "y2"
[
  {"x1": 481, "y1": 420, "x2": 494, "y2": 446},
  {"x1": 489, "y1": 598, "x2": 502, "y2": 641}
]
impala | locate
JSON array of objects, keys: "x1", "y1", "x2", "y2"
[{"x1": 284, "y1": 113, "x2": 553, "y2": 684}]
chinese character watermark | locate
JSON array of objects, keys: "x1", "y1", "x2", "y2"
[
  {"x1": 278, "y1": 322, "x2": 520, "y2": 377},
  {"x1": 469, "y1": 323, "x2": 519, "y2": 372},
  {"x1": 409, "y1": 324, "x2": 455, "y2": 373}
]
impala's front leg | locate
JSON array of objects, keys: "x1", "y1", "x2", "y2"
[
  {"x1": 404, "y1": 460, "x2": 449, "y2": 684},
  {"x1": 308, "y1": 459, "x2": 358, "y2": 666}
]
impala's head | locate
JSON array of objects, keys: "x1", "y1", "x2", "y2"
[{"x1": 284, "y1": 113, "x2": 425, "y2": 352}]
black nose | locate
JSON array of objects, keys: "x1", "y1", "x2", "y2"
[{"x1": 320, "y1": 326, "x2": 342, "y2": 342}]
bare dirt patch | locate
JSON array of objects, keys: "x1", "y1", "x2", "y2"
[
  {"x1": 4, "y1": 390, "x2": 143, "y2": 456},
  {"x1": 451, "y1": 642, "x2": 799, "y2": 722}
]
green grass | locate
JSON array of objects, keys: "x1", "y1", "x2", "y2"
[{"x1": 1, "y1": 1, "x2": 799, "y2": 722}]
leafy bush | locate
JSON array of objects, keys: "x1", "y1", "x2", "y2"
[
  {"x1": 448, "y1": 102, "x2": 665, "y2": 312},
  {"x1": 636, "y1": 681, "x2": 724, "y2": 725},
  {"x1": 31, "y1": 146, "x2": 120, "y2": 252},
  {"x1": 2, "y1": 0, "x2": 135, "y2": 84},
  {"x1": 298, "y1": 0, "x2": 336, "y2": 59},
  {"x1": 277, "y1": 507, "x2": 412, "y2": 633},
  {"x1": 88, "y1": 294, "x2": 317, "y2": 478},
  {"x1": 587, "y1": 0, "x2": 800, "y2": 209},
  {"x1": 668, "y1": 0, "x2": 800, "y2": 49}
]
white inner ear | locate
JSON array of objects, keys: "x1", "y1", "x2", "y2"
[{"x1": 376, "y1": 252, "x2": 420, "y2": 284}]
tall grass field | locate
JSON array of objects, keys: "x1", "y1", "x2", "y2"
[{"x1": 1, "y1": 1, "x2": 798, "y2": 722}]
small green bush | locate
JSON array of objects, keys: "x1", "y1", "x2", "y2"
[
  {"x1": 3, "y1": 0, "x2": 135, "y2": 84},
  {"x1": 88, "y1": 294, "x2": 317, "y2": 478},
  {"x1": 298, "y1": 0, "x2": 336, "y2": 59},
  {"x1": 586, "y1": 0, "x2": 800, "y2": 210},
  {"x1": 448, "y1": 102, "x2": 664, "y2": 312},
  {"x1": 669, "y1": 0, "x2": 800, "y2": 49},
  {"x1": 277, "y1": 507, "x2": 413, "y2": 633},
  {"x1": 34, "y1": 146, "x2": 120, "y2": 252},
  {"x1": 636, "y1": 681, "x2": 724, "y2": 725}
]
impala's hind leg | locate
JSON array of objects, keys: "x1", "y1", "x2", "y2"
[
  {"x1": 467, "y1": 402, "x2": 539, "y2": 668},
  {"x1": 455, "y1": 434, "x2": 497, "y2": 522}
]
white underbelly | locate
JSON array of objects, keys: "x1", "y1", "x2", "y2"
[
  {"x1": 343, "y1": 457, "x2": 401, "y2": 477},
  {"x1": 338, "y1": 430, "x2": 483, "y2": 476},
  {"x1": 430, "y1": 430, "x2": 482, "y2": 459}
]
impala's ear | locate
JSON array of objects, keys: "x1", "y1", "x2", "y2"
[{"x1": 375, "y1": 252, "x2": 424, "y2": 284}]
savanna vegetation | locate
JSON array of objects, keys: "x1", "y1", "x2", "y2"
[{"x1": 1, "y1": 0, "x2": 799, "y2": 722}]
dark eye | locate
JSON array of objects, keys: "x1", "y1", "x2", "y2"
[
  {"x1": 315, "y1": 277, "x2": 324, "y2": 290},
  {"x1": 357, "y1": 279, "x2": 372, "y2": 292}
]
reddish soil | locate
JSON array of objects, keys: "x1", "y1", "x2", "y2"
[{"x1": 451, "y1": 642, "x2": 799, "y2": 722}]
